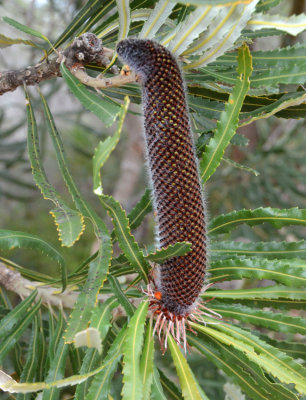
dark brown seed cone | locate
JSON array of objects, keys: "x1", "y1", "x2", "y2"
[{"x1": 117, "y1": 39, "x2": 207, "y2": 315}]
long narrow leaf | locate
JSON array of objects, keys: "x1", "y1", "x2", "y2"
[
  {"x1": 51, "y1": 0, "x2": 107, "y2": 50},
  {"x1": 140, "y1": 319, "x2": 154, "y2": 400},
  {"x1": 0, "y1": 290, "x2": 37, "y2": 340},
  {"x1": 210, "y1": 302, "x2": 306, "y2": 335},
  {"x1": 168, "y1": 336, "x2": 209, "y2": 400},
  {"x1": 191, "y1": 321, "x2": 306, "y2": 395},
  {"x1": 85, "y1": 325, "x2": 128, "y2": 400},
  {"x1": 128, "y1": 189, "x2": 153, "y2": 230},
  {"x1": 60, "y1": 64, "x2": 121, "y2": 127},
  {"x1": 121, "y1": 301, "x2": 148, "y2": 400},
  {"x1": 38, "y1": 92, "x2": 114, "y2": 344},
  {"x1": 209, "y1": 257, "x2": 306, "y2": 287},
  {"x1": 100, "y1": 194, "x2": 150, "y2": 283},
  {"x1": 247, "y1": 12, "x2": 306, "y2": 36},
  {"x1": 0, "y1": 299, "x2": 41, "y2": 363},
  {"x1": 200, "y1": 43, "x2": 252, "y2": 183},
  {"x1": 108, "y1": 275, "x2": 135, "y2": 318},
  {"x1": 145, "y1": 242, "x2": 192, "y2": 264},
  {"x1": 3, "y1": 17, "x2": 52, "y2": 46},
  {"x1": 208, "y1": 207, "x2": 306, "y2": 235},
  {"x1": 93, "y1": 96, "x2": 129, "y2": 195},
  {"x1": 42, "y1": 338, "x2": 69, "y2": 400},
  {"x1": 16, "y1": 316, "x2": 41, "y2": 400},
  {"x1": 189, "y1": 332, "x2": 298, "y2": 400},
  {"x1": 0, "y1": 325, "x2": 128, "y2": 393},
  {"x1": 26, "y1": 87, "x2": 83, "y2": 251},
  {"x1": 201, "y1": 286, "x2": 306, "y2": 300}
]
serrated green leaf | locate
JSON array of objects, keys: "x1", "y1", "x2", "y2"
[
  {"x1": 168, "y1": 335, "x2": 209, "y2": 400},
  {"x1": 140, "y1": 0, "x2": 175, "y2": 39},
  {"x1": 189, "y1": 332, "x2": 298, "y2": 400},
  {"x1": 247, "y1": 12, "x2": 306, "y2": 36},
  {"x1": 48, "y1": 309, "x2": 64, "y2": 366},
  {"x1": 64, "y1": 232, "x2": 112, "y2": 343},
  {"x1": 108, "y1": 275, "x2": 135, "y2": 318},
  {"x1": 213, "y1": 43, "x2": 306, "y2": 68},
  {"x1": 201, "y1": 286, "x2": 306, "y2": 300},
  {"x1": 16, "y1": 316, "x2": 41, "y2": 400},
  {"x1": 240, "y1": 91, "x2": 306, "y2": 125},
  {"x1": 140, "y1": 319, "x2": 154, "y2": 400},
  {"x1": 191, "y1": 321, "x2": 306, "y2": 395},
  {"x1": 223, "y1": 157, "x2": 259, "y2": 176},
  {"x1": 208, "y1": 207, "x2": 306, "y2": 235},
  {"x1": 209, "y1": 257, "x2": 306, "y2": 287},
  {"x1": 110, "y1": 254, "x2": 133, "y2": 276},
  {"x1": 42, "y1": 338, "x2": 69, "y2": 400},
  {"x1": 0, "y1": 290, "x2": 37, "y2": 339},
  {"x1": 37, "y1": 310, "x2": 47, "y2": 382},
  {"x1": 128, "y1": 189, "x2": 153, "y2": 230},
  {"x1": 40, "y1": 86, "x2": 113, "y2": 293},
  {"x1": 188, "y1": 85, "x2": 306, "y2": 120},
  {"x1": 85, "y1": 324, "x2": 127, "y2": 400},
  {"x1": 200, "y1": 43, "x2": 252, "y2": 183},
  {"x1": 158, "y1": 368, "x2": 183, "y2": 400},
  {"x1": 250, "y1": 65, "x2": 306, "y2": 87},
  {"x1": 74, "y1": 297, "x2": 118, "y2": 399},
  {"x1": 210, "y1": 302, "x2": 306, "y2": 335},
  {"x1": 3, "y1": 16, "x2": 52, "y2": 46},
  {"x1": 93, "y1": 96, "x2": 129, "y2": 195},
  {"x1": 69, "y1": 346, "x2": 82, "y2": 375},
  {"x1": 74, "y1": 349, "x2": 99, "y2": 400},
  {"x1": 201, "y1": 63, "x2": 306, "y2": 88},
  {"x1": 40, "y1": 88, "x2": 114, "y2": 344},
  {"x1": 121, "y1": 301, "x2": 148, "y2": 400},
  {"x1": 90, "y1": 297, "x2": 118, "y2": 338},
  {"x1": 145, "y1": 242, "x2": 192, "y2": 264},
  {"x1": 211, "y1": 240, "x2": 306, "y2": 259},
  {"x1": 27, "y1": 88, "x2": 84, "y2": 250},
  {"x1": 49, "y1": 208, "x2": 84, "y2": 247},
  {"x1": 0, "y1": 230, "x2": 65, "y2": 283},
  {"x1": 0, "y1": 33, "x2": 37, "y2": 48},
  {"x1": 100, "y1": 194, "x2": 150, "y2": 283},
  {"x1": 256, "y1": 0, "x2": 283, "y2": 12},
  {"x1": 0, "y1": 299, "x2": 41, "y2": 363},
  {"x1": 150, "y1": 367, "x2": 168, "y2": 400},
  {"x1": 0, "y1": 324, "x2": 127, "y2": 393},
  {"x1": 189, "y1": 96, "x2": 224, "y2": 120},
  {"x1": 263, "y1": 336, "x2": 306, "y2": 361},
  {"x1": 60, "y1": 64, "x2": 121, "y2": 127},
  {"x1": 242, "y1": 27, "x2": 284, "y2": 37}
]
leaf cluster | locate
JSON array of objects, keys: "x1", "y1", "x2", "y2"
[{"x1": 0, "y1": 0, "x2": 306, "y2": 399}]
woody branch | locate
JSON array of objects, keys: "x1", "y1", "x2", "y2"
[{"x1": 0, "y1": 32, "x2": 136, "y2": 96}]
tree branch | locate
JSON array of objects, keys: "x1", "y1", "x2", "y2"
[{"x1": 0, "y1": 32, "x2": 134, "y2": 96}]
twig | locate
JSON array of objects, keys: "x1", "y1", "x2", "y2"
[{"x1": 0, "y1": 33, "x2": 134, "y2": 96}]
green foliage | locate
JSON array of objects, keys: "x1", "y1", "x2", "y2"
[{"x1": 0, "y1": 1, "x2": 306, "y2": 399}]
